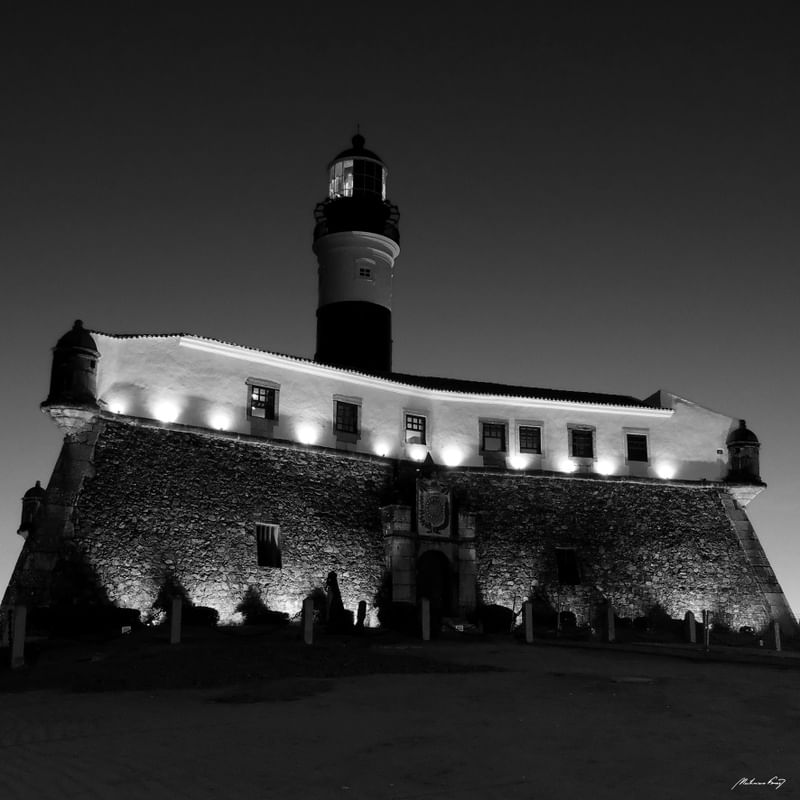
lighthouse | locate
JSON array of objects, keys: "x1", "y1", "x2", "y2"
[{"x1": 312, "y1": 132, "x2": 400, "y2": 373}]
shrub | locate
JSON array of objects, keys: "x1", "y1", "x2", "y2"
[
  {"x1": 153, "y1": 574, "x2": 190, "y2": 613},
  {"x1": 181, "y1": 605, "x2": 219, "y2": 627},
  {"x1": 558, "y1": 610, "x2": 577, "y2": 631},
  {"x1": 646, "y1": 603, "x2": 674, "y2": 631},
  {"x1": 478, "y1": 604, "x2": 514, "y2": 634},
  {"x1": 377, "y1": 601, "x2": 419, "y2": 636},
  {"x1": 31, "y1": 605, "x2": 142, "y2": 637},
  {"x1": 235, "y1": 587, "x2": 289, "y2": 626},
  {"x1": 327, "y1": 608, "x2": 354, "y2": 633},
  {"x1": 528, "y1": 591, "x2": 557, "y2": 627}
]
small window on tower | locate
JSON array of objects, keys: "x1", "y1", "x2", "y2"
[
  {"x1": 355, "y1": 257, "x2": 375, "y2": 280},
  {"x1": 255, "y1": 523, "x2": 281, "y2": 568},
  {"x1": 405, "y1": 413, "x2": 427, "y2": 445}
]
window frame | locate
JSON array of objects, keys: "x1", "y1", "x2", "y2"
[
  {"x1": 404, "y1": 411, "x2": 427, "y2": 445},
  {"x1": 333, "y1": 395, "x2": 362, "y2": 442},
  {"x1": 517, "y1": 422, "x2": 543, "y2": 455},
  {"x1": 255, "y1": 522, "x2": 282, "y2": 568},
  {"x1": 246, "y1": 377, "x2": 280, "y2": 422},
  {"x1": 624, "y1": 430, "x2": 650, "y2": 464},
  {"x1": 568, "y1": 424, "x2": 596, "y2": 460},
  {"x1": 355, "y1": 258, "x2": 376, "y2": 281},
  {"x1": 479, "y1": 419, "x2": 508, "y2": 454}
]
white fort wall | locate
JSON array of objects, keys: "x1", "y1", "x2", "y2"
[{"x1": 94, "y1": 333, "x2": 736, "y2": 481}]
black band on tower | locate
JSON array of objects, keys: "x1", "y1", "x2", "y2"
[{"x1": 315, "y1": 302, "x2": 392, "y2": 373}]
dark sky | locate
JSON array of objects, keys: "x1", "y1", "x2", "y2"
[{"x1": 3, "y1": 1, "x2": 799, "y2": 615}]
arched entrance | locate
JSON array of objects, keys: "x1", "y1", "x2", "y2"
[{"x1": 417, "y1": 550, "x2": 454, "y2": 626}]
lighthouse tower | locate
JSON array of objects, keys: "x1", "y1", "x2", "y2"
[{"x1": 313, "y1": 133, "x2": 400, "y2": 373}]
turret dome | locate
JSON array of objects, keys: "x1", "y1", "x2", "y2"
[
  {"x1": 23, "y1": 480, "x2": 46, "y2": 499},
  {"x1": 56, "y1": 320, "x2": 99, "y2": 354},
  {"x1": 330, "y1": 133, "x2": 386, "y2": 166},
  {"x1": 43, "y1": 319, "x2": 100, "y2": 408},
  {"x1": 726, "y1": 420, "x2": 760, "y2": 446}
]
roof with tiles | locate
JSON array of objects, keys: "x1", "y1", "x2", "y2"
[{"x1": 91, "y1": 329, "x2": 663, "y2": 410}]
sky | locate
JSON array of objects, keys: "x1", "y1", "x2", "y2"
[{"x1": 2, "y1": 1, "x2": 799, "y2": 618}]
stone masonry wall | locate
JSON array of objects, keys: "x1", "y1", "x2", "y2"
[
  {"x1": 31, "y1": 418, "x2": 774, "y2": 631},
  {"x1": 73, "y1": 420, "x2": 393, "y2": 622},
  {"x1": 445, "y1": 471, "x2": 771, "y2": 630}
]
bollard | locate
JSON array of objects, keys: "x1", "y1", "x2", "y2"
[
  {"x1": 1, "y1": 608, "x2": 10, "y2": 649},
  {"x1": 421, "y1": 597, "x2": 430, "y2": 641},
  {"x1": 303, "y1": 596, "x2": 314, "y2": 645},
  {"x1": 11, "y1": 605, "x2": 27, "y2": 669},
  {"x1": 605, "y1": 603, "x2": 616, "y2": 643},
  {"x1": 169, "y1": 597, "x2": 182, "y2": 645},
  {"x1": 702, "y1": 610, "x2": 711, "y2": 650},
  {"x1": 356, "y1": 600, "x2": 367, "y2": 630},
  {"x1": 684, "y1": 611, "x2": 696, "y2": 644},
  {"x1": 523, "y1": 601, "x2": 533, "y2": 644},
  {"x1": 771, "y1": 620, "x2": 782, "y2": 652}
]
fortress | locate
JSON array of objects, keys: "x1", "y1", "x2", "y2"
[{"x1": 6, "y1": 135, "x2": 796, "y2": 633}]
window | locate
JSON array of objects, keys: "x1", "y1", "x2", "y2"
[
  {"x1": 481, "y1": 422, "x2": 507, "y2": 453},
  {"x1": 255, "y1": 523, "x2": 281, "y2": 568},
  {"x1": 334, "y1": 398, "x2": 360, "y2": 439},
  {"x1": 519, "y1": 425, "x2": 542, "y2": 454},
  {"x1": 246, "y1": 378, "x2": 279, "y2": 421},
  {"x1": 329, "y1": 158, "x2": 387, "y2": 200},
  {"x1": 555, "y1": 548, "x2": 581, "y2": 585},
  {"x1": 570, "y1": 427, "x2": 594, "y2": 459},
  {"x1": 329, "y1": 159, "x2": 354, "y2": 198},
  {"x1": 249, "y1": 386, "x2": 275, "y2": 420},
  {"x1": 405, "y1": 413, "x2": 427, "y2": 445},
  {"x1": 626, "y1": 433, "x2": 649, "y2": 463},
  {"x1": 355, "y1": 257, "x2": 375, "y2": 280},
  {"x1": 353, "y1": 159, "x2": 386, "y2": 198}
]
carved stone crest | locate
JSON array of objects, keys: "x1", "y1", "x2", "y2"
[{"x1": 417, "y1": 481, "x2": 451, "y2": 536}]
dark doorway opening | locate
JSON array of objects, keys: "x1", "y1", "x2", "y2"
[
  {"x1": 417, "y1": 550, "x2": 454, "y2": 631},
  {"x1": 555, "y1": 547, "x2": 581, "y2": 585}
]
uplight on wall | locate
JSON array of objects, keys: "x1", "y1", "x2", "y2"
[
  {"x1": 109, "y1": 400, "x2": 126, "y2": 415},
  {"x1": 655, "y1": 463, "x2": 676, "y2": 480},
  {"x1": 509, "y1": 454, "x2": 528, "y2": 470},
  {"x1": 152, "y1": 400, "x2": 180, "y2": 424},
  {"x1": 595, "y1": 458, "x2": 615, "y2": 476},
  {"x1": 559, "y1": 458, "x2": 578, "y2": 474},
  {"x1": 408, "y1": 444, "x2": 427, "y2": 462},
  {"x1": 296, "y1": 422, "x2": 319, "y2": 445},
  {"x1": 209, "y1": 412, "x2": 231, "y2": 431},
  {"x1": 373, "y1": 441, "x2": 391, "y2": 458},
  {"x1": 441, "y1": 445, "x2": 464, "y2": 467}
]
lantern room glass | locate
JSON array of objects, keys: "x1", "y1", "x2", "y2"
[{"x1": 329, "y1": 159, "x2": 386, "y2": 200}]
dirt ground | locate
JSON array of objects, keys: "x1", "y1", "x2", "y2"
[{"x1": 1, "y1": 629, "x2": 798, "y2": 799}]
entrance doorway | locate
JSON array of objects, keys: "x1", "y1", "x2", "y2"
[{"x1": 416, "y1": 550, "x2": 454, "y2": 624}]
